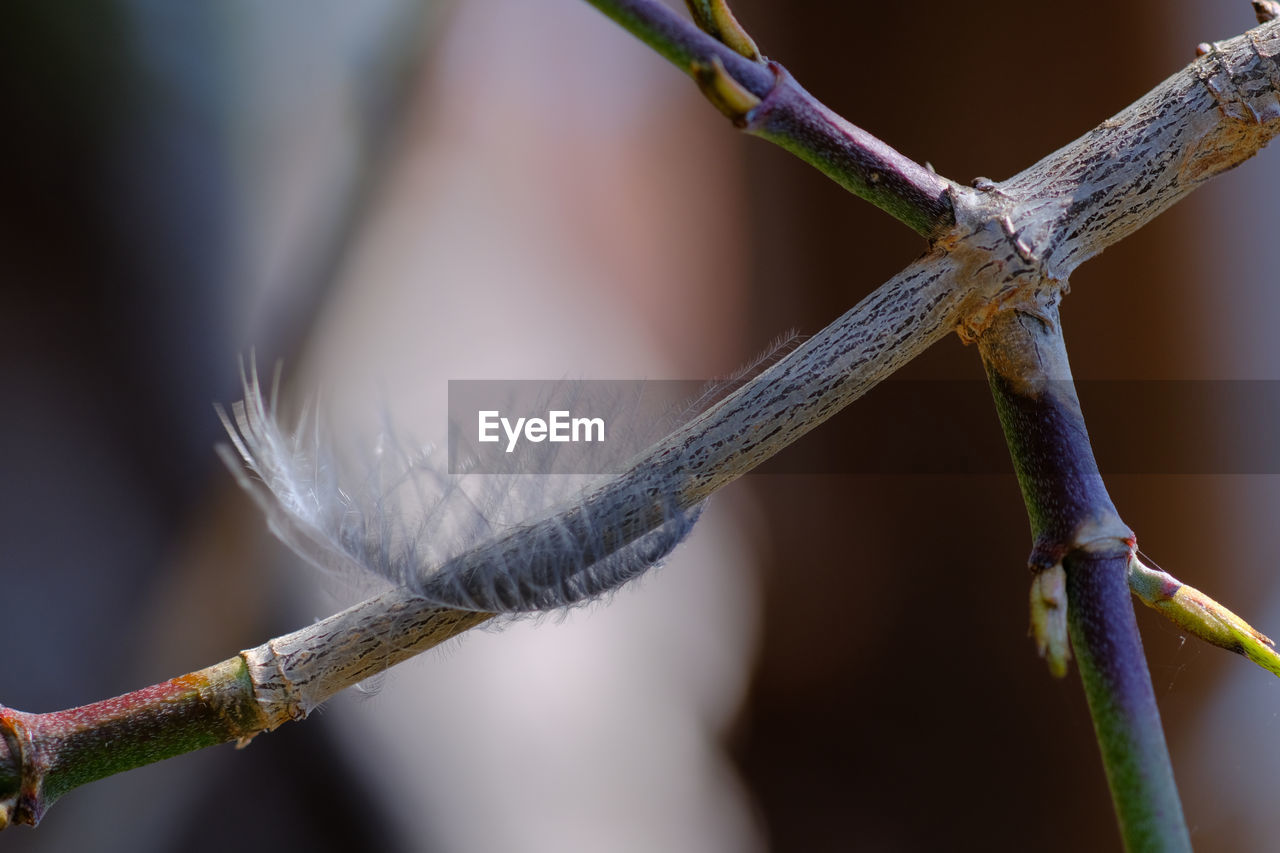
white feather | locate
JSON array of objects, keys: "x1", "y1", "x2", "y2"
[{"x1": 216, "y1": 362, "x2": 702, "y2": 614}]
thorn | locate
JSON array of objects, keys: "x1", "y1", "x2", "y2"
[
  {"x1": 999, "y1": 214, "x2": 1037, "y2": 264},
  {"x1": 971, "y1": 176, "x2": 999, "y2": 192},
  {"x1": 1030, "y1": 564, "x2": 1071, "y2": 679},
  {"x1": 685, "y1": 0, "x2": 762, "y2": 61},
  {"x1": 691, "y1": 56, "x2": 762, "y2": 125},
  {"x1": 1254, "y1": 1, "x2": 1280, "y2": 24}
]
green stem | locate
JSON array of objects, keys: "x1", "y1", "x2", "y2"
[
  {"x1": 1068, "y1": 551, "x2": 1189, "y2": 852},
  {"x1": 0, "y1": 657, "x2": 263, "y2": 827}
]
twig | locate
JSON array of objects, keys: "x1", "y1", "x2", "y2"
[
  {"x1": 584, "y1": 0, "x2": 955, "y2": 237},
  {"x1": 1069, "y1": 551, "x2": 1190, "y2": 853},
  {"x1": 0, "y1": 659, "x2": 261, "y2": 828},
  {"x1": 980, "y1": 307, "x2": 1190, "y2": 852}
]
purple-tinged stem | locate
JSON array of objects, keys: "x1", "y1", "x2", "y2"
[
  {"x1": 979, "y1": 307, "x2": 1190, "y2": 852},
  {"x1": 0, "y1": 657, "x2": 264, "y2": 827},
  {"x1": 581, "y1": 0, "x2": 954, "y2": 237}
]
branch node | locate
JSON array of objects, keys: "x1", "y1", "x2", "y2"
[
  {"x1": 691, "y1": 55, "x2": 761, "y2": 125},
  {"x1": 1194, "y1": 33, "x2": 1280, "y2": 128},
  {"x1": 946, "y1": 185, "x2": 1065, "y2": 344},
  {"x1": 1255, "y1": 0, "x2": 1280, "y2": 24}
]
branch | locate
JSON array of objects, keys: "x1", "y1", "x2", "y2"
[
  {"x1": 0, "y1": 659, "x2": 261, "y2": 828},
  {"x1": 220, "y1": 240, "x2": 985, "y2": 718},
  {"x1": 999, "y1": 19, "x2": 1280, "y2": 280},
  {"x1": 979, "y1": 308, "x2": 1190, "y2": 853},
  {"x1": 582, "y1": 0, "x2": 956, "y2": 237},
  {"x1": 0, "y1": 221, "x2": 977, "y2": 826}
]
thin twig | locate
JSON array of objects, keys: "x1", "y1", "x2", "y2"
[{"x1": 584, "y1": 0, "x2": 955, "y2": 236}]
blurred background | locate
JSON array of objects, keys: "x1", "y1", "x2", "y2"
[{"x1": 1, "y1": 0, "x2": 1278, "y2": 850}]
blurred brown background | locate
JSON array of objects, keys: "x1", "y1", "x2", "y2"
[{"x1": 1, "y1": 1, "x2": 1277, "y2": 850}]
